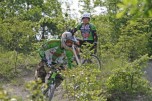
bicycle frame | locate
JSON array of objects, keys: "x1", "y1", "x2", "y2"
[
  {"x1": 44, "y1": 67, "x2": 62, "y2": 101},
  {"x1": 71, "y1": 41, "x2": 101, "y2": 70},
  {"x1": 46, "y1": 64, "x2": 61, "y2": 85},
  {"x1": 72, "y1": 43, "x2": 81, "y2": 66},
  {"x1": 47, "y1": 71, "x2": 58, "y2": 84}
]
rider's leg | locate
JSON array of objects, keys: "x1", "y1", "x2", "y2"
[
  {"x1": 35, "y1": 61, "x2": 47, "y2": 83},
  {"x1": 90, "y1": 43, "x2": 97, "y2": 54},
  {"x1": 55, "y1": 74, "x2": 64, "y2": 88},
  {"x1": 45, "y1": 49, "x2": 53, "y2": 65}
]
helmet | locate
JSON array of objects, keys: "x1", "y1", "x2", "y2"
[
  {"x1": 82, "y1": 12, "x2": 91, "y2": 19},
  {"x1": 61, "y1": 32, "x2": 75, "y2": 50}
]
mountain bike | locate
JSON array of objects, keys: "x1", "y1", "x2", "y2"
[
  {"x1": 42, "y1": 64, "x2": 64, "y2": 101},
  {"x1": 71, "y1": 40, "x2": 101, "y2": 70},
  {"x1": 41, "y1": 47, "x2": 101, "y2": 101},
  {"x1": 36, "y1": 40, "x2": 101, "y2": 100}
]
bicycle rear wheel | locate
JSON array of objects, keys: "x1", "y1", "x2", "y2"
[{"x1": 83, "y1": 54, "x2": 101, "y2": 70}]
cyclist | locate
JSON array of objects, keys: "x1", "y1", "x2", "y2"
[
  {"x1": 71, "y1": 12, "x2": 98, "y2": 53},
  {"x1": 36, "y1": 32, "x2": 76, "y2": 83}
]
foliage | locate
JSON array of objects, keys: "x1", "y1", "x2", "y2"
[
  {"x1": 0, "y1": 0, "x2": 152, "y2": 100},
  {"x1": 25, "y1": 79, "x2": 47, "y2": 101},
  {"x1": 0, "y1": 49, "x2": 39, "y2": 80},
  {"x1": 0, "y1": 51, "x2": 16, "y2": 80},
  {"x1": 116, "y1": 0, "x2": 152, "y2": 18},
  {"x1": 0, "y1": 87, "x2": 23, "y2": 101},
  {"x1": 114, "y1": 18, "x2": 152, "y2": 61},
  {"x1": 0, "y1": 17, "x2": 36, "y2": 53},
  {"x1": 0, "y1": 88, "x2": 13, "y2": 101},
  {"x1": 106, "y1": 54, "x2": 152, "y2": 100},
  {"x1": 78, "y1": 0, "x2": 94, "y2": 13},
  {"x1": 62, "y1": 66, "x2": 107, "y2": 101},
  {"x1": 0, "y1": 79, "x2": 47, "y2": 101}
]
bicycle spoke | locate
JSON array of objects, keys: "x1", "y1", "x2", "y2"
[{"x1": 82, "y1": 55, "x2": 101, "y2": 70}]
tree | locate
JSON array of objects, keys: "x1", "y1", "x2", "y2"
[{"x1": 116, "y1": 0, "x2": 152, "y2": 18}]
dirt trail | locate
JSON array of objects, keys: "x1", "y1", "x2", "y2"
[
  {"x1": 51, "y1": 85, "x2": 68, "y2": 101},
  {"x1": 2, "y1": 61, "x2": 152, "y2": 101},
  {"x1": 2, "y1": 67, "x2": 68, "y2": 101},
  {"x1": 2, "y1": 68, "x2": 34, "y2": 100},
  {"x1": 145, "y1": 60, "x2": 152, "y2": 82}
]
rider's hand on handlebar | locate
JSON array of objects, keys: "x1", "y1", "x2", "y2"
[
  {"x1": 75, "y1": 41, "x2": 80, "y2": 45},
  {"x1": 47, "y1": 64, "x2": 52, "y2": 68},
  {"x1": 94, "y1": 42, "x2": 97, "y2": 46}
]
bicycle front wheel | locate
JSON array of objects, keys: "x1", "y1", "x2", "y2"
[
  {"x1": 83, "y1": 54, "x2": 101, "y2": 70},
  {"x1": 48, "y1": 83, "x2": 56, "y2": 101}
]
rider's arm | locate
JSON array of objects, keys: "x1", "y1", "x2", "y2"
[
  {"x1": 93, "y1": 30, "x2": 98, "y2": 43},
  {"x1": 71, "y1": 24, "x2": 82, "y2": 35},
  {"x1": 38, "y1": 41, "x2": 52, "y2": 63},
  {"x1": 91, "y1": 24, "x2": 98, "y2": 43},
  {"x1": 65, "y1": 50, "x2": 73, "y2": 69},
  {"x1": 39, "y1": 48, "x2": 46, "y2": 60},
  {"x1": 39, "y1": 39, "x2": 60, "y2": 62},
  {"x1": 71, "y1": 28, "x2": 77, "y2": 35}
]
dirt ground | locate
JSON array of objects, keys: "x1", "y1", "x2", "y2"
[
  {"x1": 1, "y1": 67, "x2": 68, "y2": 101},
  {"x1": 145, "y1": 60, "x2": 152, "y2": 83},
  {"x1": 1, "y1": 61, "x2": 152, "y2": 101}
]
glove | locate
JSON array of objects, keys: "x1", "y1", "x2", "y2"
[
  {"x1": 93, "y1": 42, "x2": 97, "y2": 46},
  {"x1": 42, "y1": 58, "x2": 47, "y2": 63},
  {"x1": 47, "y1": 63, "x2": 52, "y2": 68}
]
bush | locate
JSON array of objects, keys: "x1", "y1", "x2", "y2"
[
  {"x1": 62, "y1": 65, "x2": 107, "y2": 101},
  {"x1": 106, "y1": 54, "x2": 152, "y2": 100},
  {"x1": 0, "y1": 50, "x2": 39, "y2": 80}
]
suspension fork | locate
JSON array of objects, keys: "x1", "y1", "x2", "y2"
[
  {"x1": 72, "y1": 44, "x2": 81, "y2": 66},
  {"x1": 47, "y1": 71, "x2": 57, "y2": 85}
]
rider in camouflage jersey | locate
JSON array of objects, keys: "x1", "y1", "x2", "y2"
[
  {"x1": 37, "y1": 32, "x2": 76, "y2": 82},
  {"x1": 39, "y1": 38, "x2": 73, "y2": 69},
  {"x1": 71, "y1": 12, "x2": 98, "y2": 50}
]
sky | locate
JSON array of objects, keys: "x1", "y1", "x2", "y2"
[{"x1": 59, "y1": 0, "x2": 107, "y2": 20}]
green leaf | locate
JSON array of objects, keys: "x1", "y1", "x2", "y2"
[
  {"x1": 123, "y1": 0, "x2": 130, "y2": 5},
  {"x1": 116, "y1": 10, "x2": 126, "y2": 18},
  {"x1": 117, "y1": 3, "x2": 125, "y2": 8},
  {"x1": 148, "y1": 10, "x2": 152, "y2": 17},
  {"x1": 132, "y1": 0, "x2": 138, "y2": 5}
]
